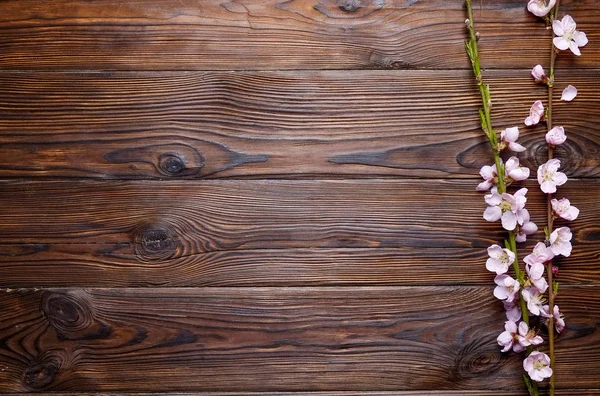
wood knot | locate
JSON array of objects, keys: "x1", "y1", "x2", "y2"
[
  {"x1": 338, "y1": 0, "x2": 361, "y2": 12},
  {"x1": 159, "y1": 153, "x2": 187, "y2": 175},
  {"x1": 452, "y1": 338, "x2": 502, "y2": 380},
  {"x1": 134, "y1": 223, "x2": 181, "y2": 262},
  {"x1": 23, "y1": 353, "x2": 62, "y2": 390},
  {"x1": 528, "y1": 137, "x2": 583, "y2": 176},
  {"x1": 42, "y1": 292, "x2": 93, "y2": 334},
  {"x1": 105, "y1": 143, "x2": 205, "y2": 177}
]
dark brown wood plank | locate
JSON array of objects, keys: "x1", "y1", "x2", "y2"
[
  {"x1": 0, "y1": 0, "x2": 598, "y2": 70},
  {"x1": 0, "y1": 179, "x2": 597, "y2": 287},
  {"x1": 0, "y1": 70, "x2": 598, "y2": 179},
  {"x1": 5, "y1": 392, "x2": 600, "y2": 396},
  {"x1": 0, "y1": 286, "x2": 598, "y2": 392}
]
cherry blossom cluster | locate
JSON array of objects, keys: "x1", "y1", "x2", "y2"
[{"x1": 474, "y1": 1, "x2": 587, "y2": 388}]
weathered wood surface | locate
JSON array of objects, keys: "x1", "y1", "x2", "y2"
[
  {"x1": 0, "y1": 179, "x2": 598, "y2": 287},
  {"x1": 5, "y1": 393, "x2": 600, "y2": 396},
  {"x1": 0, "y1": 0, "x2": 598, "y2": 70},
  {"x1": 0, "y1": 287, "x2": 598, "y2": 392},
  {"x1": 1, "y1": 70, "x2": 599, "y2": 179},
  {"x1": 2, "y1": 0, "x2": 599, "y2": 393}
]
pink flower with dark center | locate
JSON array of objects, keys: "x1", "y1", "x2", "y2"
[
  {"x1": 553, "y1": 15, "x2": 588, "y2": 56},
  {"x1": 522, "y1": 286, "x2": 545, "y2": 316},
  {"x1": 551, "y1": 198, "x2": 579, "y2": 221},
  {"x1": 497, "y1": 320, "x2": 523, "y2": 353},
  {"x1": 501, "y1": 127, "x2": 527, "y2": 153},
  {"x1": 561, "y1": 85, "x2": 578, "y2": 101},
  {"x1": 483, "y1": 188, "x2": 530, "y2": 231},
  {"x1": 526, "y1": 262, "x2": 548, "y2": 293},
  {"x1": 524, "y1": 242, "x2": 555, "y2": 266},
  {"x1": 550, "y1": 226, "x2": 572, "y2": 257},
  {"x1": 531, "y1": 64, "x2": 547, "y2": 83},
  {"x1": 525, "y1": 100, "x2": 544, "y2": 126},
  {"x1": 546, "y1": 126, "x2": 567, "y2": 146},
  {"x1": 494, "y1": 274, "x2": 520, "y2": 303},
  {"x1": 517, "y1": 321, "x2": 544, "y2": 348},
  {"x1": 524, "y1": 351, "x2": 553, "y2": 382},
  {"x1": 537, "y1": 159, "x2": 567, "y2": 194},
  {"x1": 486, "y1": 244, "x2": 515, "y2": 275},
  {"x1": 527, "y1": 0, "x2": 556, "y2": 17}
]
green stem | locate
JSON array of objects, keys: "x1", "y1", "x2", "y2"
[
  {"x1": 546, "y1": 2, "x2": 561, "y2": 394},
  {"x1": 464, "y1": 2, "x2": 537, "y2": 394}
]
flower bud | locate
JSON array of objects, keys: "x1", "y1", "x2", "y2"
[
  {"x1": 531, "y1": 65, "x2": 548, "y2": 84},
  {"x1": 546, "y1": 126, "x2": 567, "y2": 146}
]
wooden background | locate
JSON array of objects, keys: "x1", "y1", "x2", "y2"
[{"x1": 0, "y1": 0, "x2": 599, "y2": 394}]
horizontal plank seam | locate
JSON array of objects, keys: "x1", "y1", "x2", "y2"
[
  {"x1": 0, "y1": 177, "x2": 597, "y2": 183},
  {"x1": 1, "y1": 68, "x2": 599, "y2": 74},
  {"x1": 1, "y1": 285, "x2": 598, "y2": 292}
]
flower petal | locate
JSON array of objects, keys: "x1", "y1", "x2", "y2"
[
  {"x1": 509, "y1": 142, "x2": 527, "y2": 153},
  {"x1": 552, "y1": 19, "x2": 565, "y2": 36},
  {"x1": 501, "y1": 211, "x2": 517, "y2": 231},
  {"x1": 569, "y1": 41, "x2": 582, "y2": 56},
  {"x1": 484, "y1": 206, "x2": 502, "y2": 222},
  {"x1": 561, "y1": 85, "x2": 578, "y2": 101},
  {"x1": 574, "y1": 30, "x2": 589, "y2": 47},
  {"x1": 553, "y1": 36, "x2": 570, "y2": 50}
]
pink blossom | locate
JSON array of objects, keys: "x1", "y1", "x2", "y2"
[
  {"x1": 526, "y1": 262, "x2": 548, "y2": 293},
  {"x1": 522, "y1": 286, "x2": 545, "y2": 316},
  {"x1": 504, "y1": 301, "x2": 522, "y2": 322},
  {"x1": 516, "y1": 210, "x2": 538, "y2": 243},
  {"x1": 501, "y1": 127, "x2": 527, "y2": 152},
  {"x1": 527, "y1": 0, "x2": 556, "y2": 17},
  {"x1": 525, "y1": 100, "x2": 545, "y2": 126},
  {"x1": 537, "y1": 158, "x2": 567, "y2": 194},
  {"x1": 477, "y1": 164, "x2": 498, "y2": 191},
  {"x1": 561, "y1": 85, "x2": 578, "y2": 101},
  {"x1": 505, "y1": 156, "x2": 530, "y2": 182},
  {"x1": 477, "y1": 158, "x2": 529, "y2": 191},
  {"x1": 550, "y1": 226, "x2": 572, "y2": 257},
  {"x1": 517, "y1": 321, "x2": 544, "y2": 349},
  {"x1": 497, "y1": 320, "x2": 523, "y2": 353},
  {"x1": 486, "y1": 244, "x2": 515, "y2": 275},
  {"x1": 553, "y1": 15, "x2": 588, "y2": 56},
  {"x1": 524, "y1": 351, "x2": 553, "y2": 382},
  {"x1": 531, "y1": 64, "x2": 548, "y2": 83},
  {"x1": 483, "y1": 187, "x2": 529, "y2": 231},
  {"x1": 545, "y1": 126, "x2": 567, "y2": 146},
  {"x1": 494, "y1": 274, "x2": 520, "y2": 303},
  {"x1": 524, "y1": 242, "x2": 555, "y2": 266},
  {"x1": 542, "y1": 304, "x2": 566, "y2": 333},
  {"x1": 551, "y1": 197, "x2": 579, "y2": 221}
]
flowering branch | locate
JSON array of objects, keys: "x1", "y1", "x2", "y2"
[
  {"x1": 526, "y1": 0, "x2": 587, "y2": 394},
  {"x1": 464, "y1": 2, "x2": 540, "y2": 394}
]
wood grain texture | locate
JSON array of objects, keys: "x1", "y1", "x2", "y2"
[
  {"x1": 0, "y1": 179, "x2": 598, "y2": 287},
  {"x1": 0, "y1": 0, "x2": 598, "y2": 70},
  {"x1": 0, "y1": 70, "x2": 599, "y2": 179},
  {"x1": 4, "y1": 392, "x2": 600, "y2": 396},
  {"x1": 0, "y1": 286, "x2": 598, "y2": 392}
]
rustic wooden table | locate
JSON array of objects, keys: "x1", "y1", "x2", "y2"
[{"x1": 0, "y1": 0, "x2": 598, "y2": 394}]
